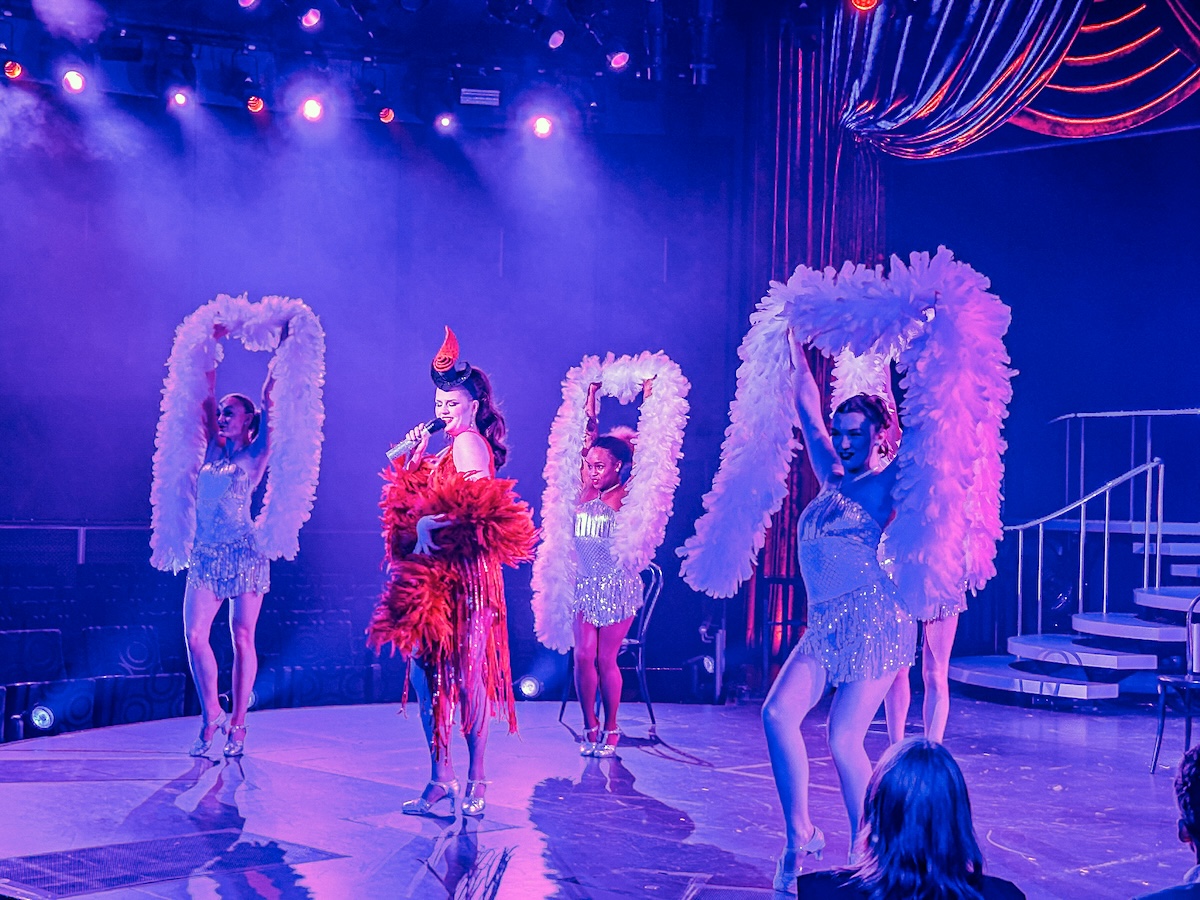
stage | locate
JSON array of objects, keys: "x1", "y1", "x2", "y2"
[{"x1": 0, "y1": 695, "x2": 1189, "y2": 900}]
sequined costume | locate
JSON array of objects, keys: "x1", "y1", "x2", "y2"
[
  {"x1": 572, "y1": 498, "x2": 644, "y2": 626},
  {"x1": 186, "y1": 457, "x2": 270, "y2": 599},
  {"x1": 368, "y1": 451, "x2": 536, "y2": 757},
  {"x1": 795, "y1": 486, "x2": 915, "y2": 684}
]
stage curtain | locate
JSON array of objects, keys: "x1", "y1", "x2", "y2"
[
  {"x1": 833, "y1": 0, "x2": 1090, "y2": 158},
  {"x1": 1012, "y1": 0, "x2": 1200, "y2": 137}
]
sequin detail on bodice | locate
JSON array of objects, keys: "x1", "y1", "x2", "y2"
[
  {"x1": 195, "y1": 457, "x2": 259, "y2": 545},
  {"x1": 797, "y1": 488, "x2": 885, "y2": 604},
  {"x1": 572, "y1": 498, "x2": 644, "y2": 627}
]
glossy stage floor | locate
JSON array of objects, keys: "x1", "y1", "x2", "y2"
[{"x1": 0, "y1": 693, "x2": 1190, "y2": 900}]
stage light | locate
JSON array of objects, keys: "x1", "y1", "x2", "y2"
[
  {"x1": 238, "y1": 0, "x2": 260, "y2": 7},
  {"x1": 850, "y1": 0, "x2": 879, "y2": 9},
  {"x1": 606, "y1": 49, "x2": 630, "y2": 72},
  {"x1": 547, "y1": 29, "x2": 566, "y2": 50},
  {"x1": 516, "y1": 676, "x2": 542, "y2": 699},
  {"x1": 379, "y1": 106, "x2": 395, "y2": 124},
  {"x1": 300, "y1": 7, "x2": 322, "y2": 29},
  {"x1": 435, "y1": 113, "x2": 453, "y2": 130},
  {"x1": 247, "y1": 94, "x2": 265, "y2": 113},
  {"x1": 170, "y1": 89, "x2": 189, "y2": 107},
  {"x1": 532, "y1": 115, "x2": 553, "y2": 137},
  {"x1": 301, "y1": 97, "x2": 323, "y2": 120},
  {"x1": 3, "y1": 60, "x2": 21, "y2": 79},
  {"x1": 62, "y1": 69, "x2": 86, "y2": 93},
  {"x1": 30, "y1": 705, "x2": 54, "y2": 730}
]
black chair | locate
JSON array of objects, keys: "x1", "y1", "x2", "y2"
[
  {"x1": 1151, "y1": 591, "x2": 1200, "y2": 772},
  {"x1": 559, "y1": 562, "x2": 664, "y2": 729}
]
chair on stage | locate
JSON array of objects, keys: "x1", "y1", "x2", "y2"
[
  {"x1": 559, "y1": 562, "x2": 664, "y2": 731},
  {"x1": 1151, "y1": 591, "x2": 1200, "y2": 772}
]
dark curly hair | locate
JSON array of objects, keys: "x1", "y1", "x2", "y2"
[
  {"x1": 461, "y1": 368, "x2": 509, "y2": 470},
  {"x1": 1177, "y1": 745, "x2": 1200, "y2": 843}
]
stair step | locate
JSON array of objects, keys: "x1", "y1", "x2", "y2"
[
  {"x1": 1072, "y1": 612, "x2": 1185, "y2": 642},
  {"x1": 948, "y1": 655, "x2": 1120, "y2": 699},
  {"x1": 1006, "y1": 634, "x2": 1158, "y2": 670},
  {"x1": 1134, "y1": 542, "x2": 1200, "y2": 556},
  {"x1": 1134, "y1": 586, "x2": 1200, "y2": 612},
  {"x1": 1172, "y1": 564, "x2": 1200, "y2": 578}
]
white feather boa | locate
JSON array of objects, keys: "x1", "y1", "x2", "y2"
[
  {"x1": 677, "y1": 247, "x2": 1014, "y2": 619},
  {"x1": 150, "y1": 294, "x2": 326, "y2": 572},
  {"x1": 531, "y1": 352, "x2": 691, "y2": 652}
]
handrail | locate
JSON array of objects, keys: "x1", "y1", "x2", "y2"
[
  {"x1": 1050, "y1": 408, "x2": 1200, "y2": 423},
  {"x1": 1005, "y1": 459, "x2": 1163, "y2": 531}
]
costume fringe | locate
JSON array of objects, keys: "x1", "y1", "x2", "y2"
[
  {"x1": 149, "y1": 294, "x2": 325, "y2": 571},
  {"x1": 677, "y1": 248, "x2": 1014, "y2": 617},
  {"x1": 531, "y1": 352, "x2": 690, "y2": 652}
]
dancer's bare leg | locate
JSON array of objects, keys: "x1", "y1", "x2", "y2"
[
  {"x1": 228, "y1": 591, "x2": 264, "y2": 728},
  {"x1": 884, "y1": 665, "x2": 912, "y2": 744},
  {"x1": 922, "y1": 614, "x2": 959, "y2": 743},
  {"x1": 762, "y1": 646, "x2": 826, "y2": 852},
  {"x1": 827, "y1": 671, "x2": 896, "y2": 839},
  {"x1": 408, "y1": 660, "x2": 456, "y2": 788},
  {"x1": 183, "y1": 582, "x2": 224, "y2": 739},
  {"x1": 462, "y1": 606, "x2": 495, "y2": 790},
  {"x1": 574, "y1": 614, "x2": 601, "y2": 735},
  {"x1": 596, "y1": 616, "x2": 634, "y2": 749}
]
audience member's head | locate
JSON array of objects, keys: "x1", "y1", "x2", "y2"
[
  {"x1": 1176, "y1": 745, "x2": 1200, "y2": 859},
  {"x1": 853, "y1": 738, "x2": 986, "y2": 900}
]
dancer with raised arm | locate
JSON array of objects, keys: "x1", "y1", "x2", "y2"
[
  {"x1": 151, "y1": 295, "x2": 325, "y2": 759},
  {"x1": 532, "y1": 352, "x2": 689, "y2": 758},
  {"x1": 369, "y1": 328, "x2": 536, "y2": 819}
]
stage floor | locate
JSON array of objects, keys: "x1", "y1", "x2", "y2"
[{"x1": 0, "y1": 694, "x2": 1191, "y2": 900}]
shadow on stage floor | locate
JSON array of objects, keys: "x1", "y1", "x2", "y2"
[{"x1": 0, "y1": 693, "x2": 1190, "y2": 899}]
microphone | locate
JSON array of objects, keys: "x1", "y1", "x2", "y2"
[{"x1": 386, "y1": 419, "x2": 446, "y2": 462}]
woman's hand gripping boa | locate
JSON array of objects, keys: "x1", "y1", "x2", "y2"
[
  {"x1": 150, "y1": 294, "x2": 326, "y2": 571},
  {"x1": 677, "y1": 247, "x2": 1015, "y2": 620}
]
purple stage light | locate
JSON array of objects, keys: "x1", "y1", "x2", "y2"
[
  {"x1": 238, "y1": 0, "x2": 259, "y2": 7},
  {"x1": 300, "y1": 8, "x2": 321, "y2": 29},
  {"x1": 62, "y1": 69, "x2": 86, "y2": 93},
  {"x1": 532, "y1": 115, "x2": 553, "y2": 138},
  {"x1": 435, "y1": 113, "x2": 453, "y2": 131},
  {"x1": 171, "y1": 90, "x2": 189, "y2": 107},
  {"x1": 607, "y1": 50, "x2": 630, "y2": 71},
  {"x1": 548, "y1": 29, "x2": 565, "y2": 50},
  {"x1": 301, "y1": 97, "x2": 323, "y2": 121}
]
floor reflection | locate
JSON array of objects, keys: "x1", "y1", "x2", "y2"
[{"x1": 531, "y1": 754, "x2": 769, "y2": 898}]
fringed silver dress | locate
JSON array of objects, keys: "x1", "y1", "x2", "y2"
[
  {"x1": 572, "y1": 498, "x2": 643, "y2": 627},
  {"x1": 795, "y1": 486, "x2": 915, "y2": 684},
  {"x1": 187, "y1": 457, "x2": 270, "y2": 599}
]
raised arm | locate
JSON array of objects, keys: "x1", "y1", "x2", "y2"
[
  {"x1": 249, "y1": 320, "x2": 287, "y2": 458},
  {"x1": 788, "y1": 328, "x2": 837, "y2": 484},
  {"x1": 202, "y1": 323, "x2": 228, "y2": 441}
]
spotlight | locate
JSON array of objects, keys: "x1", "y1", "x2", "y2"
[
  {"x1": 547, "y1": 28, "x2": 566, "y2": 50},
  {"x1": 238, "y1": 0, "x2": 260, "y2": 7},
  {"x1": 301, "y1": 96, "x2": 323, "y2": 120},
  {"x1": 606, "y1": 48, "x2": 630, "y2": 72},
  {"x1": 850, "y1": 0, "x2": 879, "y2": 9},
  {"x1": 3, "y1": 60, "x2": 21, "y2": 79},
  {"x1": 435, "y1": 112, "x2": 454, "y2": 130},
  {"x1": 300, "y1": 7, "x2": 322, "y2": 29},
  {"x1": 30, "y1": 705, "x2": 54, "y2": 730},
  {"x1": 170, "y1": 89, "x2": 190, "y2": 107},
  {"x1": 62, "y1": 69, "x2": 86, "y2": 93},
  {"x1": 379, "y1": 106, "x2": 395, "y2": 123},
  {"x1": 516, "y1": 676, "x2": 542, "y2": 699},
  {"x1": 247, "y1": 94, "x2": 265, "y2": 113},
  {"x1": 532, "y1": 115, "x2": 553, "y2": 137}
]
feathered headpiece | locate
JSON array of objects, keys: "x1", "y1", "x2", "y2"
[
  {"x1": 430, "y1": 326, "x2": 472, "y2": 390},
  {"x1": 829, "y1": 348, "x2": 901, "y2": 468}
]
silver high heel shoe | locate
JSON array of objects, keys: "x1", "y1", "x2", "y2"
[
  {"x1": 772, "y1": 826, "x2": 825, "y2": 893},
  {"x1": 402, "y1": 779, "x2": 460, "y2": 817},
  {"x1": 461, "y1": 779, "x2": 489, "y2": 817},
  {"x1": 580, "y1": 726, "x2": 600, "y2": 757},
  {"x1": 189, "y1": 712, "x2": 227, "y2": 757},
  {"x1": 223, "y1": 724, "x2": 248, "y2": 758},
  {"x1": 593, "y1": 729, "x2": 621, "y2": 759}
]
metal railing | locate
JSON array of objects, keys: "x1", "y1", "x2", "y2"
[{"x1": 1007, "y1": 458, "x2": 1164, "y2": 636}]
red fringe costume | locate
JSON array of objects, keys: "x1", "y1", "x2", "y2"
[{"x1": 368, "y1": 452, "x2": 536, "y2": 758}]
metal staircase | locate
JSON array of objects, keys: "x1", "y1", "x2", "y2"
[{"x1": 950, "y1": 408, "x2": 1200, "y2": 700}]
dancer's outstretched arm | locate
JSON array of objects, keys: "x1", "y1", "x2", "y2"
[{"x1": 787, "y1": 328, "x2": 836, "y2": 484}]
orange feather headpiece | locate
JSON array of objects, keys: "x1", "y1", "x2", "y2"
[{"x1": 430, "y1": 326, "x2": 473, "y2": 390}]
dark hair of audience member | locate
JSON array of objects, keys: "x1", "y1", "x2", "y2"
[
  {"x1": 853, "y1": 738, "x2": 987, "y2": 900},
  {"x1": 1177, "y1": 745, "x2": 1200, "y2": 848}
]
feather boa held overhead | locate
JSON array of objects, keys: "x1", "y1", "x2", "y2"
[
  {"x1": 531, "y1": 352, "x2": 690, "y2": 652},
  {"x1": 149, "y1": 294, "x2": 326, "y2": 571},
  {"x1": 677, "y1": 248, "x2": 1014, "y2": 619}
]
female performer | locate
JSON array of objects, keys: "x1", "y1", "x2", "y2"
[
  {"x1": 571, "y1": 383, "x2": 647, "y2": 757},
  {"x1": 151, "y1": 294, "x2": 325, "y2": 761},
  {"x1": 762, "y1": 332, "x2": 915, "y2": 892},
  {"x1": 369, "y1": 328, "x2": 536, "y2": 819}
]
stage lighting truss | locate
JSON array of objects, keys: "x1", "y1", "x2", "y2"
[
  {"x1": 0, "y1": 18, "x2": 22, "y2": 80},
  {"x1": 223, "y1": 49, "x2": 272, "y2": 113}
]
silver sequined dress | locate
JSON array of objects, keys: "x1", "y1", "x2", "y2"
[
  {"x1": 795, "y1": 486, "x2": 915, "y2": 684},
  {"x1": 572, "y1": 498, "x2": 644, "y2": 627},
  {"x1": 187, "y1": 456, "x2": 270, "y2": 599}
]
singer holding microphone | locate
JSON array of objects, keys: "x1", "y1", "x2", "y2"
[{"x1": 369, "y1": 327, "x2": 536, "y2": 819}]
